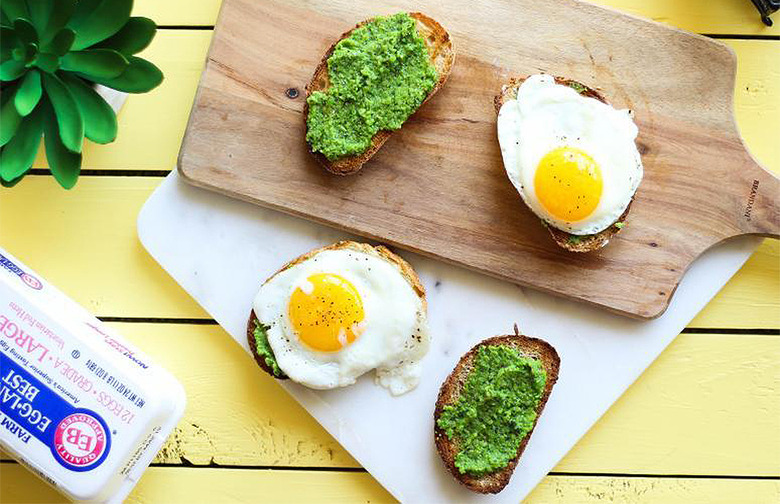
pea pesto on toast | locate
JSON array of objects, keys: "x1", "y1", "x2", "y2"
[
  {"x1": 304, "y1": 12, "x2": 454, "y2": 174},
  {"x1": 434, "y1": 329, "x2": 560, "y2": 493},
  {"x1": 248, "y1": 317, "x2": 286, "y2": 379}
]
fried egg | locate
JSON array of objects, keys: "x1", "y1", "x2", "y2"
[
  {"x1": 252, "y1": 244, "x2": 429, "y2": 395},
  {"x1": 497, "y1": 74, "x2": 643, "y2": 235}
]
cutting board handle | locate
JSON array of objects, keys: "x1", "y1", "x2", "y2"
[{"x1": 735, "y1": 161, "x2": 780, "y2": 238}]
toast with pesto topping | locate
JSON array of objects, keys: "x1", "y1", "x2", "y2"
[
  {"x1": 246, "y1": 240, "x2": 426, "y2": 380},
  {"x1": 494, "y1": 76, "x2": 632, "y2": 253},
  {"x1": 434, "y1": 328, "x2": 560, "y2": 494},
  {"x1": 304, "y1": 12, "x2": 454, "y2": 175}
]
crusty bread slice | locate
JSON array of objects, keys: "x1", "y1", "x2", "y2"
[
  {"x1": 304, "y1": 12, "x2": 454, "y2": 175},
  {"x1": 246, "y1": 240, "x2": 426, "y2": 379},
  {"x1": 434, "y1": 327, "x2": 560, "y2": 494},
  {"x1": 494, "y1": 76, "x2": 633, "y2": 253}
]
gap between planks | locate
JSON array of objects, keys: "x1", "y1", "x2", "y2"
[
  {"x1": 2, "y1": 459, "x2": 778, "y2": 480},
  {"x1": 93, "y1": 317, "x2": 780, "y2": 335}
]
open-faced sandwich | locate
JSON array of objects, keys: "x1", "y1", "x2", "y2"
[
  {"x1": 496, "y1": 74, "x2": 644, "y2": 252},
  {"x1": 304, "y1": 12, "x2": 454, "y2": 174},
  {"x1": 247, "y1": 241, "x2": 429, "y2": 395},
  {"x1": 434, "y1": 326, "x2": 560, "y2": 493}
]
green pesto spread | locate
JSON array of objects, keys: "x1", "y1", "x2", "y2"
[
  {"x1": 437, "y1": 345, "x2": 547, "y2": 476},
  {"x1": 305, "y1": 13, "x2": 438, "y2": 160},
  {"x1": 568, "y1": 81, "x2": 587, "y2": 94},
  {"x1": 253, "y1": 320, "x2": 285, "y2": 378}
]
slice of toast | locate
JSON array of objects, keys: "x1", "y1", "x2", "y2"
[
  {"x1": 304, "y1": 12, "x2": 454, "y2": 175},
  {"x1": 434, "y1": 328, "x2": 560, "y2": 494},
  {"x1": 494, "y1": 76, "x2": 633, "y2": 253},
  {"x1": 246, "y1": 240, "x2": 427, "y2": 379}
]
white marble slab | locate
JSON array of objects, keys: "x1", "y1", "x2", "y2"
[{"x1": 137, "y1": 171, "x2": 759, "y2": 503}]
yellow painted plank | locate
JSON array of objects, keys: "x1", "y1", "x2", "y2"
[
  {"x1": 693, "y1": 239, "x2": 780, "y2": 328},
  {"x1": 132, "y1": 0, "x2": 780, "y2": 36},
  {"x1": 0, "y1": 178, "x2": 208, "y2": 319},
  {"x1": 132, "y1": 0, "x2": 222, "y2": 27},
  {"x1": 2, "y1": 464, "x2": 779, "y2": 504},
  {"x1": 594, "y1": 0, "x2": 780, "y2": 36},
  {"x1": 0, "y1": 176, "x2": 778, "y2": 325},
  {"x1": 5, "y1": 324, "x2": 774, "y2": 475},
  {"x1": 729, "y1": 40, "x2": 780, "y2": 176},
  {"x1": 558, "y1": 333, "x2": 780, "y2": 475},
  {"x1": 29, "y1": 35, "x2": 780, "y2": 175}
]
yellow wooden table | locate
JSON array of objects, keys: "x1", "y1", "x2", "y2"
[{"x1": 1, "y1": 1, "x2": 779, "y2": 502}]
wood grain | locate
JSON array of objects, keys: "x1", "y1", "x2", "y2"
[
  {"x1": 3, "y1": 464, "x2": 779, "y2": 504},
  {"x1": 178, "y1": 0, "x2": 779, "y2": 318},
  {"x1": 25, "y1": 36, "x2": 780, "y2": 177}
]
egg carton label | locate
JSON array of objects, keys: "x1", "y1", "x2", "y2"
[
  {"x1": 0, "y1": 246, "x2": 186, "y2": 503},
  {"x1": 1, "y1": 352, "x2": 112, "y2": 471},
  {"x1": 0, "y1": 253, "x2": 43, "y2": 291}
]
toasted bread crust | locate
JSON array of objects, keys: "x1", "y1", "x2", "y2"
[
  {"x1": 246, "y1": 241, "x2": 427, "y2": 379},
  {"x1": 304, "y1": 12, "x2": 455, "y2": 175},
  {"x1": 495, "y1": 76, "x2": 633, "y2": 252},
  {"x1": 434, "y1": 332, "x2": 560, "y2": 494}
]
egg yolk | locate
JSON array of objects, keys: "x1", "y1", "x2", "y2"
[
  {"x1": 534, "y1": 147, "x2": 603, "y2": 222},
  {"x1": 288, "y1": 273, "x2": 365, "y2": 352}
]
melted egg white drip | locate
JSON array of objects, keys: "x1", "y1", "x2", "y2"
[
  {"x1": 253, "y1": 249, "x2": 429, "y2": 396},
  {"x1": 497, "y1": 74, "x2": 644, "y2": 235}
]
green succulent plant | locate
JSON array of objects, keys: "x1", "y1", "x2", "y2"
[{"x1": 1, "y1": 0, "x2": 163, "y2": 189}]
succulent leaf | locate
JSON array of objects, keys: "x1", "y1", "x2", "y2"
[
  {"x1": 12, "y1": 18, "x2": 37, "y2": 44},
  {"x1": 1, "y1": 0, "x2": 29, "y2": 23},
  {"x1": 1, "y1": 0, "x2": 164, "y2": 190},
  {"x1": 68, "y1": 0, "x2": 132, "y2": 51},
  {"x1": 33, "y1": 52, "x2": 60, "y2": 73},
  {"x1": 14, "y1": 68, "x2": 42, "y2": 115},
  {"x1": 61, "y1": 73, "x2": 117, "y2": 144},
  {"x1": 21, "y1": 42, "x2": 38, "y2": 65},
  {"x1": 0, "y1": 102, "x2": 43, "y2": 182},
  {"x1": 0, "y1": 59, "x2": 26, "y2": 80},
  {"x1": 42, "y1": 98, "x2": 81, "y2": 189},
  {"x1": 81, "y1": 55, "x2": 162, "y2": 93},
  {"x1": 94, "y1": 17, "x2": 156, "y2": 56},
  {"x1": 46, "y1": 27, "x2": 76, "y2": 56},
  {"x1": 1, "y1": 27, "x2": 22, "y2": 61},
  {"x1": 0, "y1": 172, "x2": 26, "y2": 187},
  {"x1": 60, "y1": 48, "x2": 128, "y2": 79},
  {"x1": 38, "y1": 0, "x2": 76, "y2": 46},
  {"x1": 41, "y1": 72, "x2": 83, "y2": 153},
  {"x1": 24, "y1": 0, "x2": 53, "y2": 36},
  {"x1": 0, "y1": 91, "x2": 23, "y2": 146}
]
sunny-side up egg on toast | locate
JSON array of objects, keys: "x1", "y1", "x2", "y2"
[
  {"x1": 496, "y1": 74, "x2": 644, "y2": 252},
  {"x1": 246, "y1": 241, "x2": 429, "y2": 395}
]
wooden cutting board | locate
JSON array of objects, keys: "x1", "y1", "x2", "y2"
[{"x1": 177, "y1": 0, "x2": 779, "y2": 319}]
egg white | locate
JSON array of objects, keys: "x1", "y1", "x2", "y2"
[
  {"x1": 497, "y1": 74, "x2": 643, "y2": 235},
  {"x1": 253, "y1": 248, "x2": 429, "y2": 395}
]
